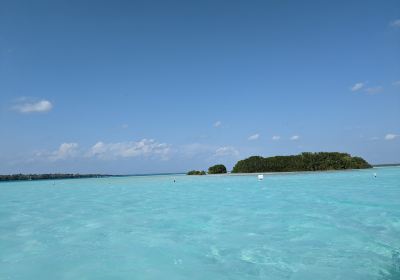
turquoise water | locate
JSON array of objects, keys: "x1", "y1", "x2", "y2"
[{"x1": 1, "y1": 167, "x2": 400, "y2": 280}]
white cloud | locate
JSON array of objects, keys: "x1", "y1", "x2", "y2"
[
  {"x1": 392, "y1": 80, "x2": 400, "y2": 86},
  {"x1": 351, "y1": 82, "x2": 385, "y2": 94},
  {"x1": 272, "y1": 135, "x2": 280, "y2": 141},
  {"x1": 290, "y1": 135, "x2": 300, "y2": 141},
  {"x1": 214, "y1": 146, "x2": 239, "y2": 157},
  {"x1": 370, "y1": 137, "x2": 379, "y2": 141},
  {"x1": 248, "y1": 133, "x2": 259, "y2": 140},
  {"x1": 214, "y1": 121, "x2": 222, "y2": 127},
  {"x1": 385, "y1": 134, "x2": 398, "y2": 140},
  {"x1": 13, "y1": 99, "x2": 53, "y2": 113},
  {"x1": 87, "y1": 139, "x2": 170, "y2": 160},
  {"x1": 365, "y1": 86, "x2": 383, "y2": 95},
  {"x1": 350, "y1": 82, "x2": 385, "y2": 95},
  {"x1": 49, "y1": 143, "x2": 79, "y2": 161},
  {"x1": 390, "y1": 19, "x2": 400, "y2": 28},
  {"x1": 351, "y1": 82, "x2": 364, "y2": 92}
]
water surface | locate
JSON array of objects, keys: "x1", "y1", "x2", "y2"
[{"x1": 1, "y1": 167, "x2": 399, "y2": 279}]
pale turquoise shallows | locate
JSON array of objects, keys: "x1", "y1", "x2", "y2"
[{"x1": 1, "y1": 167, "x2": 400, "y2": 280}]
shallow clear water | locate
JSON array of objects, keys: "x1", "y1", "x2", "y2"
[{"x1": 1, "y1": 167, "x2": 400, "y2": 280}]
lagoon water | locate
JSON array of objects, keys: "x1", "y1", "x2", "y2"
[{"x1": 1, "y1": 167, "x2": 400, "y2": 280}]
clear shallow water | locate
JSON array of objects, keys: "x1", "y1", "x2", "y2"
[{"x1": 1, "y1": 167, "x2": 400, "y2": 280}]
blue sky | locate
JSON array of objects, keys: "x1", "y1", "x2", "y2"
[{"x1": 0, "y1": 0, "x2": 399, "y2": 174}]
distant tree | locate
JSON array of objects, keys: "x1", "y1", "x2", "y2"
[
  {"x1": 231, "y1": 152, "x2": 372, "y2": 173},
  {"x1": 187, "y1": 170, "x2": 206, "y2": 175},
  {"x1": 208, "y1": 164, "x2": 227, "y2": 174}
]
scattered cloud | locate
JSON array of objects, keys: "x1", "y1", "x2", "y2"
[
  {"x1": 351, "y1": 82, "x2": 384, "y2": 95},
  {"x1": 87, "y1": 139, "x2": 170, "y2": 160},
  {"x1": 13, "y1": 99, "x2": 53, "y2": 113},
  {"x1": 214, "y1": 146, "x2": 239, "y2": 157},
  {"x1": 214, "y1": 121, "x2": 222, "y2": 127},
  {"x1": 49, "y1": 143, "x2": 79, "y2": 161},
  {"x1": 351, "y1": 82, "x2": 364, "y2": 92},
  {"x1": 392, "y1": 80, "x2": 400, "y2": 87},
  {"x1": 29, "y1": 138, "x2": 172, "y2": 163},
  {"x1": 248, "y1": 133, "x2": 259, "y2": 140},
  {"x1": 385, "y1": 134, "x2": 398, "y2": 140},
  {"x1": 272, "y1": 135, "x2": 280, "y2": 141},
  {"x1": 365, "y1": 86, "x2": 383, "y2": 95},
  {"x1": 121, "y1": 124, "x2": 129, "y2": 129},
  {"x1": 290, "y1": 135, "x2": 300, "y2": 141},
  {"x1": 390, "y1": 19, "x2": 400, "y2": 28},
  {"x1": 370, "y1": 137, "x2": 379, "y2": 141}
]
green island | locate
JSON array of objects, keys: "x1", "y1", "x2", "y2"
[
  {"x1": 0, "y1": 174, "x2": 111, "y2": 182},
  {"x1": 187, "y1": 170, "x2": 207, "y2": 175},
  {"x1": 232, "y1": 152, "x2": 372, "y2": 173},
  {"x1": 208, "y1": 164, "x2": 227, "y2": 174},
  {"x1": 187, "y1": 164, "x2": 227, "y2": 175}
]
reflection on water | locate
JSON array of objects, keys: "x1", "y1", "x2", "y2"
[{"x1": 379, "y1": 250, "x2": 400, "y2": 280}]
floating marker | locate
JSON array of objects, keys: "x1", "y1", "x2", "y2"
[{"x1": 258, "y1": 174, "x2": 264, "y2": 181}]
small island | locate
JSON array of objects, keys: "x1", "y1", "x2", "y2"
[
  {"x1": 208, "y1": 164, "x2": 227, "y2": 174},
  {"x1": 187, "y1": 164, "x2": 227, "y2": 175},
  {"x1": 232, "y1": 152, "x2": 372, "y2": 173},
  {"x1": 187, "y1": 170, "x2": 206, "y2": 175}
]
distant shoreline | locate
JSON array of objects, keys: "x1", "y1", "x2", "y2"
[
  {"x1": 0, "y1": 174, "x2": 114, "y2": 182},
  {"x1": 226, "y1": 168, "x2": 375, "y2": 176},
  {"x1": 372, "y1": 163, "x2": 400, "y2": 167},
  {"x1": 0, "y1": 173, "x2": 185, "y2": 182},
  {"x1": 1, "y1": 165, "x2": 398, "y2": 182}
]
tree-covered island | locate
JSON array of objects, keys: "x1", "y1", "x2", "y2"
[
  {"x1": 187, "y1": 170, "x2": 206, "y2": 175},
  {"x1": 208, "y1": 164, "x2": 227, "y2": 174},
  {"x1": 232, "y1": 152, "x2": 372, "y2": 173},
  {"x1": 187, "y1": 164, "x2": 227, "y2": 175}
]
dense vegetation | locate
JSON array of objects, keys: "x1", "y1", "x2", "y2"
[
  {"x1": 187, "y1": 170, "x2": 206, "y2": 175},
  {"x1": 208, "y1": 164, "x2": 227, "y2": 174},
  {"x1": 232, "y1": 152, "x2": 372, "y2": 173},
  {"x1": 0, "y1": 174, "x2": 109, "y2": 182}
]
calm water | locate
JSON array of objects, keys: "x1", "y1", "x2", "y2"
[{"x1": 1, "y1": 167, "x2": 400, "y2": 280}]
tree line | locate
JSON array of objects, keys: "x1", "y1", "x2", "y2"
[{"x1": 0, "y1": 174, "x2": 110, "y2": 182}]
